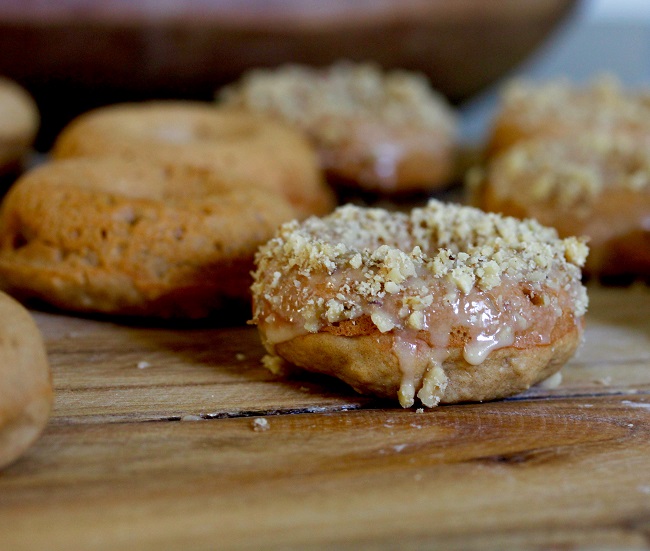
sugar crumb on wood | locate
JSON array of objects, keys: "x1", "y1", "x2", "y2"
[{"x1": 252, "y1": 417, "x2": 270, "y2": 432}]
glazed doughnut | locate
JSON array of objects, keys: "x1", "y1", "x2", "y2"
[
  {"x1": 473, "y1": 135, "x2": 650, "y2": 279},
  {"x1": 0, "y1": 291, "x2": 52, "y2": 469},
  {"x1": 52, "y1": 101, "x2": 334, "y2": 218},
  {"x1": 251, "y1": 200, "x2": 588, "y2": 408},
  {"x1": 486, "y1": 75, "x2": 650, "y2": 156},
  {"x1": 0, "y1": 77, "x2": 39, "y2": 176},
  {"x1": 0, "y1": 158, "x2": 299, "y2": 318},
  {"x1": 219, "y1": 62, "x2": 458, "y2": 195}
]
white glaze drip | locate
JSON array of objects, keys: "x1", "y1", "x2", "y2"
[
  {"x1": 262, "y1": 320, "x2": 304, "y2": 347},
  {"x1": 393, "y1": 336, "x2": 450, "y2": 408},
  {"x1": 393, "y1": 338, "x2": 420, "y2": 408},
  {"x1": 463, "y1": 325, "x2": 515, "y2": 366}
]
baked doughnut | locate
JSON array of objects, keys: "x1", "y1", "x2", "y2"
[
  {"x1": 486, "y1": 75, "x2": 650, "y2": 156},
  {"x1": 0, "y1": 77, "x2": 39, "y2": 176},
  {"x1": 0, "y1": 158, "x2": 299, "y2": 318},
  {"x1": 219, "y1": 62, "x2": 457, "y2": 195},
  {"x1": 251, "y1": 200, "x2": 588, "y2": 407},
  {"x1": 0, "y1": 291, "x2": 52, "y2": 469},
  {"x1": 52, "y1": 101, "x2": 334, "y2": 218},
  {"x1": 473, "y1": 135, "x2": 650, "y2": 279}
]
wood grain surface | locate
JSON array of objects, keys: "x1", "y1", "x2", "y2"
[{"x1": 2, "y1": 283, "x2": 650, "y2": 550}]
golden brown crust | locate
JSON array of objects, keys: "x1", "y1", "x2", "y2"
[
  {"x1": 219, "y1": 62, "x2": 457, "y2": 194},
  {"x1": 0, "y1": 77, "x2": 39, "y2": 175},
  {"x1": 252, "y1": 201, "x2": 588, "y2": 407},
  {"x1": 0, "y1": 158, "x2": 299, "y2": 317},
  {"x1": 51, "y1": 101, "x2": 335, "y2": 217},
  {"x1": 275, "y1": 315, "x2": 580, "y2": 404},
  {"x1": 476, "y1": 136, "x2": 650, "y2": 278},
  {"x1": 0, "y1": 291, "x2": 52, "y2": 470}
]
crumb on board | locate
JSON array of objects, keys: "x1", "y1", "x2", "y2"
[
  {"x1": 137, "y1": 361, "x2": 151, "y2": 369},
  {"x1": 252, "y1": 417, "x2": 270, "y2": 432},
  {"x1": 261, "y1": 354, "x2": 286, "y2": 374}
]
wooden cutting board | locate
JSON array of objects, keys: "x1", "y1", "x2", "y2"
[{"x1": 2, "y1": 284, "x2": 650, "y2": 550}]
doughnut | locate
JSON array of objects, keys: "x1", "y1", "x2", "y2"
[
  {"x1": 219, "y1": 62, "x2": 458, "y2": 195},
  {"x1": 472, "y1": 135, "x2": 650, "y2": 279},
  {"x1": 0, "y1": 291, "x2": 52, "y2": 469},
  {"x1": 51, "y1": 101, "x2": 334, "y2": 218},
  {"x1": 251, "y1": 200, "x2": 588, "y2": 408},
  {"x1": 0, "y1": 77, "x2": 39, "y2": 176},
  {"x1": 0, "y1": 157, "x2": 299, "y2": 318},
  {"x1": 486, "y1": 75, "x2": 650, "y2": 156}
]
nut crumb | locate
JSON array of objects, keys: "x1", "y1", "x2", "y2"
[
  {"x1": 261, "y1": 354, "x2": 286, "y2": 374},
  {"x1": 235, "y1": 353, "x2": 246, "y2": 361},
  {"x1": 252, "y1": 417, "x2": 270, "y2": 432},
  {"x1": 536, "y1": 371, "x2": 563, "y2": 389}
]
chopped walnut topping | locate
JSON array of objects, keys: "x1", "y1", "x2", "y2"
[
  {"x1": 499, "y1": 74, "x2": 650, "y2": 131},
  {"x1": 219, "y1": 61, "x2": 456, "y2": 141},
  {"x1": 251, "y1": 200, "x2": 589, "y2": 335},
  {"x1": 407, "y1": 310, "x2": 425, "y2": 330},
  {"x1": 484, "y1": 134, "x2": 650, "y2": 208}
]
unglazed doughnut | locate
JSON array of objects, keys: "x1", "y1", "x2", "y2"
[
  {"x1": 473, "y1": 135, "x2": 650, "y2": 279},
  {"x1": 0, "y1": 158, "x2": 299, "y2": 318},
  {"x1": 51, "y1": 101, "x2": 334, "y2": 217},
  {"x1": 219, "y1": 62, "x2": 457, "y2": 195},
  {"x1": 251, "y1": 200, "x2": 588, "y2": 408},
  {"x1": 486, "y1": 75, "x2": 650, "y2": 156},
  {"x1": 0, "y1": 77, "x2": 39, "y2": 175},
  {"x1": 0, "y1": 291, "x2": 52, "y2": 469}
]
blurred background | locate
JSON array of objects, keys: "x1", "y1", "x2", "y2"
[
  {"x1": 462, "y1": 0, "x2": 650, "y2": 142},
  {"x1": 1, "y1": 0, "x2": 649, "y2": 149}
]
